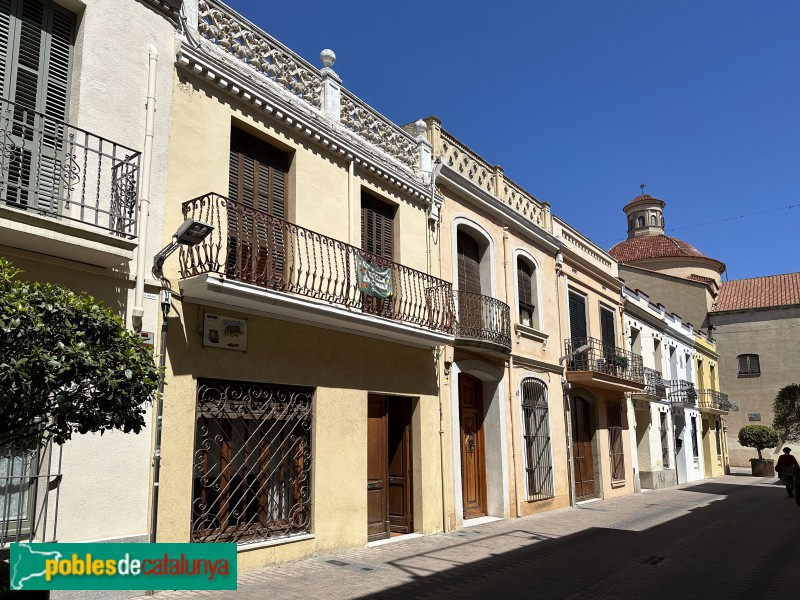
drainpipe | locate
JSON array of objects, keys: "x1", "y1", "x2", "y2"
[
  {"x1": 347, "y1": 159, "x2": 355, "y2": 246},
  {"x1": 558, "y1": 263, "x2": 577, "y2": 506},
  {"x1": 132, "y1": 45, "x2": 159, "y2": 327},
  {"x1": 502, "y1": 228, "x2": 521, "y2": 518}
]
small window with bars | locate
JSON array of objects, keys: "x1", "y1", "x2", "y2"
[
  {"x1": 737, "y1": 354, "x2": 760, "y2": 376},
  {"x1": 191, "y1": 379, "x2": 313, "y2": 546},
  {"x1": 690, "y1": 416, "x2": 699, "y2": 458},
  {"x1": 659, "y1": 412, "x2": 670, "y2": 469},
  {"x1": 607, "y1": 402, "x2": 625, "y2": 481},
  {"x1": 520, "y1": 378, "x2": 553, "y2": 501},
  {"x1": 714, "y1": 418, "x2": 722, "y2": 457}
]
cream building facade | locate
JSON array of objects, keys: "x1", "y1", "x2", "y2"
[
  {"x1": 0, "y1": 0, "x2": 177, "y2": 552},
  {"x1": 153, "y1": 0, "x2": 452, "y2": 571},
  {"x1": 694, "y1": 330, "x2": 731, "y2": 477}
]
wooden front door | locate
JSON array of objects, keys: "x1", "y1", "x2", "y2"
[
  {"x1": 571, "y1": 396, "x2": 597, "y2": 500},
  {"x1": 367, "y1": 395, "x2": 412, "y2": 541},
  {"x1": 459, "y1": 373, "x2": 487, "y2": 519}
]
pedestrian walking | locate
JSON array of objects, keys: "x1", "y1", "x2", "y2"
[{"x1": 775, "y1": 447, "x2": 799, "y2": 498}]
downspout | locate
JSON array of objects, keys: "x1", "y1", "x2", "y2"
[
  {"x1": 348, "y1": 159, "x2": 355, "y2": 245},
  {"x1": 558, "y1": 260, "x2": 577, "y2": 506},
  {"x1": 132, "y1": 45, "x2": 159, "y2": 326},
  {"x1": 502, "y1": 228, "x2": 521, "y2": 518}
]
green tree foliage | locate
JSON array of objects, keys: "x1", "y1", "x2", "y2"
[
  {"x1": 773, "y1": 383, "x2": 800, "y2": 443},
  {"x1": 0, "y1": 259, "x2": 160, "y2": 451},
  {"x1": 737, "y1": 424, "x2": 780, "y2": 460}
]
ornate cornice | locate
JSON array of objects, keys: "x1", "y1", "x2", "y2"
[
  {"x1": 137, "y1": 0, "x2": 182, "y2": 23},
  {"x1": 175, "y1": 39, "x2": 432, "y2": 205}
]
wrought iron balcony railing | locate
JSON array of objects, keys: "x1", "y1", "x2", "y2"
[
  {"x1": 0, "y1": 98, "x2": 141, "y2": 237},
  {"x1": 668, "y1": 379, "x2": 698, "y2": 406},
  {"x1": 641, "y1": 367, "x2": 667, "y2": 400},
  {"x1": 564, "y1": 337, "x2": 645, "y2": 385},
  {"x1": 179, "y1": 193, "x2": 455, "y2": 334},
  {"x1": 454, "y1": 290, "x2": 512, "y2": 350},
  {"x1": 697, "y1": 389, "x2": 731, "y2": 412}
]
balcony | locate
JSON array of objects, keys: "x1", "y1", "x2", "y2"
[
  {"x1": 697, "y1": 389, "x2": 731, "y2": 414},
  {"x1": 563, "y1": 337, "x2": 645, "y2": 392},
  {"x1": 178, "y1": 193, "x2": 455, "y2": 348},
  {"x1": 668, "y1": 380, "x2": 698, "y2": 407},
  {"x1": 453, "y1": 290, "x2": 512, "y2": 354},
  {"x1": 0, "y1": 98, "x2": 140, "y2": 265},
  {"x1": 633, "y1": 367, "x2": 668, "y2": 401}
]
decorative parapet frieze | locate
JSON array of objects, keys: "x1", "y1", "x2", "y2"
[
  {"x1": 500, "y1": 175, "x2": 545, "y2": 227},
  {"x1": 340, "y1": 90, "x2": 418, "y2": 170},
  {"x1": 440, "y1": 131, "x2": 494, "y2": 195},
  {"x1": 197, "y1": 0, "x2": 322, "y2": 108},
  {"x1": 560, "y1": 229, "x2": 613, "y2": 269}
]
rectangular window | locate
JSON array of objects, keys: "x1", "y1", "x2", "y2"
[
  {"x1": 607, "y1": 402, "x2": 625, "y2": 482},
  {"x1": 226, "y1": 128, "x2": 288, "y2": 284},
  {"x1": 361, "y1": 192, "x2": 394, "y2": 260},
  {"x1": 660, "y1": 412, "x2": 670, "y2": 468},
  {"x1": 737, "y1": 354, "x2": 760, "y2": 376},
  {"x1": 1, "y1": 0, "x2": 76, "y2": 213},
  {"x1": 690, "y1": 415, "x2": 699, "y2": 458},
  {"x1": 568, "y1": 290, "x2": 587, "y2": 340},
  {"x1": 191, "y1": 379, "x2": 313, "y2": 546},
  {"x1": 715, "y1": 418, "x2": 722, "y2": 457},
  {"x1": 517, "y1": 259, "x2": 536, "y2": 327},
  {"x1": 520, "y1": 379, "x2": 553, "y2": 501},
  {"x1": 0, "y1": 450, "x2": 35, "y2": 541}
]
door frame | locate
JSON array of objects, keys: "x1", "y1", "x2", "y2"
[
  {"x1": 569, "y1": 391, "x2": 601, "y2": 502},
  {"x1": 458, "y1": 372, "x2": 488, "y2": 519}
]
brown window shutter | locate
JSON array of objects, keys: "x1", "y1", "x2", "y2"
[
  {"x1": 361, "y1": 193, "x2": 394, "y2": 260},
  {"x1": 568, "y1": 291, "x2": 587, "y2": 341},
  {"x1": 227, "y1": 128, "x2": 288, "y2": 284},
  {"x1": 517, "y1": 260, "x2": 534, "y2": 310},
  {"x1": 457, "y1": 231, "x2": 481, "y2": 295}
]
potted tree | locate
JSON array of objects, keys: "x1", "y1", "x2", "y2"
[{"x1": 738, "y1": 425, "x2": 780, "y2": 476}]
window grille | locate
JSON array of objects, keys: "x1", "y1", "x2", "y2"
[
  {"x1": 520, "y1": 378, "x2": 553, "y2": 501},
  {"x1": 607, "y1": 402, "x2": 625, "y2": 481},
  {"x1": 660, "y1": 412, "x2": 670, "y2": 468},
  {"x1": 715, "y1": 418, "x2": 722, "y2": 457},
  {"x1": 191, "y1": 379, "x2": 313, "y2": 545},
  {"x1": 737, "y1": 354, "x2": 760, "y2": 376},
  {"x1": 690, "y1": 416, "x2": 699, "y2": 457}
]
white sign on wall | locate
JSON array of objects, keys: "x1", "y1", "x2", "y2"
[{"x1": 203, "y1": 313, "x2": 248, "y2": 351}]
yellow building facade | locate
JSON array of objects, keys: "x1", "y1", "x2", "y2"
[{"x1": 694, "y1": 332, "x2": 731, "y2": 477}]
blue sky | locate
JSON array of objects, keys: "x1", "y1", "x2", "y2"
[{"x1": 227, "y1": 1, "x2": 799, "y2": 280}]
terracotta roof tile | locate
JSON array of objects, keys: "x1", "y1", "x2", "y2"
[
  {"x1": 712, "y1": 273, "x2": 800, "y2": 312},
  {"x1": 609, "y1": 235, "x2": 709, "y2": 263},
  {"x1": 687, "y1": 274, "x2": 715, "y2": 284},
  {"x1": 623, "y1": 194, "x2": 665, "y2": 211}
]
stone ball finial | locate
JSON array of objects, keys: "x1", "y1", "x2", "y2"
[
  {"x1": 414, "y1": 119, "x2": 428, "y2": 136},
  {"x1": 320, "y1": 49, "x2": 336, "y2": 69}
]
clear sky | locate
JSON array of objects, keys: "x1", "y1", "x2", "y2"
[{"x1": 226, "y1": 1, "x2": 799, "y2": 281}]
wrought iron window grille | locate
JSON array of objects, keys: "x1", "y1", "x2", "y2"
[{"x1": 520, "y1": 378, "x2": 554, "y2": 501}]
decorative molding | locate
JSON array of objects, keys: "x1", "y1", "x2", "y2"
[
  {"x1": 560, "y1": 229, "x2": 612, "y2": 268},
  {"x1": 138, "y1": 0, "x2": 182, "y2": 23},
  {"x1": 197, "y1": 0, "x2": 322, "y2": 107},
  {"x1": 341, "y1": 91, "x2": 417, "y2": 170},
  {"x1": 175, "y1": 42, "x2": 432, "y2": 205},
  {"x1": 441, "y1": 132, "x2": 495, "y2": 196}
]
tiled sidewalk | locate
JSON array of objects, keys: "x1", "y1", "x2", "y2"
[{"x1": 135, "y1": 474, "x2": 800, "y2": 600}]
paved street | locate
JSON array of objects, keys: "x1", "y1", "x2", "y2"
[{"x1": 141, "y1": 473, "x2": 800, "y2": 600}]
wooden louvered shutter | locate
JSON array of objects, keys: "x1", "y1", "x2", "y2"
[
  {"x1": 360, "y1": 193, "x2": 394, "y2": 260},
  {"x1": 517, "y1": 259, "x2": 534, "y2": 311},
  {"x1": 568, "y1": 291, "x2": 587, "y2": 341},
  {"x1": 457, "y1": 231, "x2": 481, "y2": 295},
  {"x1": 1, "y1": 0, "x2": 74, "y2": 212},
  {"x1": 227, "y1": 128, "x2": 288, "y2": 286},
  {"x1": 600, "y1": 306, "x2": 615, "y2": 349}
]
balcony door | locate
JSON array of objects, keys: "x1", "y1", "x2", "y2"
[
  {"x1": 227, "y1": 128, "x2": 288, "y2": 286},
  {"x1": 0, "y1": 0, "x2": 75, "y2": 213},
  {"x1": 457, "y1": 231, "x2": 483, "y2": 337},
  {"x1": 360, "y1": 193, "x2": 395, "y2": 318}
]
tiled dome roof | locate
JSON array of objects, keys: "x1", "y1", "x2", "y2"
[
  {"x1": 609, "y1": 234, "x2": 723, "y2": 272},
  {"x1": 623, "y1": 194, "x2": 665, "y2": 212}
]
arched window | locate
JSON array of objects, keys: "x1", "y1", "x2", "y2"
[
  {"x1": 517, "y1": 257, "x2": 538, "y2": 328},
  {"x1": 737, "y1": 354, "x2": 760, "y2": 376},
  {"x1": 520, "y1": 378, "x2": 553, "y2": 501},
  {"x1": 661, "y1": 217, "x2": 665, "y2": 227},
  {"x1": 637, "y1": 216, "x2": 645, "y2": 227},
  {"x1": 650, "y1": 215, "x2": 657, "y2": 226}
]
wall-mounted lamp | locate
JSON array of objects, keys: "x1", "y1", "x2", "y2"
[
  {"x1": 153, "y1": 218, "x2": 214, "y2": 274},
  {"x1": 559, "y1": 343, "x2": 590, "y2": 365}
]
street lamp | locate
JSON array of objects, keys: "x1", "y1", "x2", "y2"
[
  {"x1": 559, "y1": 343, "x2": 590, "y2": 365},
  {"x1": 148, "y1": 219, "x2": 213, "y2": 554},
  {"x1": 152, "y1": 218, "x2": 214, "y2": 274}
]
